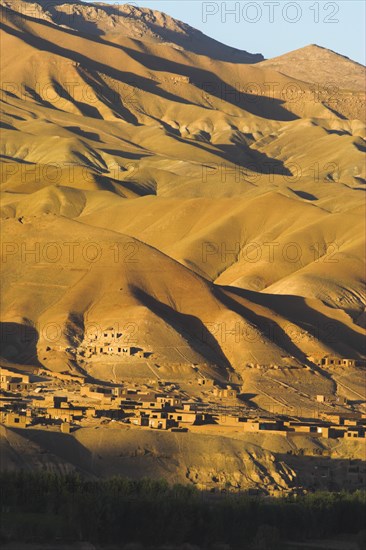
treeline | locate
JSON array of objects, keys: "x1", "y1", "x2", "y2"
[{"x1": 0, "y1": 471, "x2": 365, "y2": 549}]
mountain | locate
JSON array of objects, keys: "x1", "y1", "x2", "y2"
[
  {"x1": 0, "y1": 0, "x2": 365, "y2": 382},
  {"x1": 0, "y1": 0, "x2": 264, "y2": 62},
  {"x1": 259, "y1": 44, "x2": 365, "y2": 91}
]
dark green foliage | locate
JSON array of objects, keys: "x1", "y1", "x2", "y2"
[{"x1": 0, "y1": 472, "x2": 365, "y2": 548}]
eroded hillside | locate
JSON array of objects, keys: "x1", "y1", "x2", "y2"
[{"x1": 0, "y1": 0, "x2": 365, "y2": 381}]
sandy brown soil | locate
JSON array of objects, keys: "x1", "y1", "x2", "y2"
[{"x1": 0, "y1": 0, "x2": 365, "y2": 491}]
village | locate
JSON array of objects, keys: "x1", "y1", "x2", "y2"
[{"x1": 1, "y1": 354, "x2": 366, "y2": 441}]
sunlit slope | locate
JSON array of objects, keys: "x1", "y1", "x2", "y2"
[
  {"x1": 67, "y1": 192, "x2": 364, "y2": 318},
  {"x1": 3, "y1": 188, "x2": 365, "y2": 320},
  {"x1": 0, "y1": 0, "x2": 365, "y2": 375},
  {"x1": 1, "y1": 2, "x2": 364, "y2": 199},
  {"x1": 0, "y1": 0, "x2": 264, "y2": 63},
  {"x1": 259, "y1": 45, "x2": 366, "y2": 121},
  {"x1": 0, "y1": 215, "x2": 305, "y2": 372},
  {"x1": 259, "y1": 44, "x2": 365, "y2": 92},
  {"x1": 2, "y1": 212, "x2": 364, "y2": 376}
]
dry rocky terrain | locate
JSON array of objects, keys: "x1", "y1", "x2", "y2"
[{"x1": 0, "y1": 0, "x2": 365, "y2": 493}]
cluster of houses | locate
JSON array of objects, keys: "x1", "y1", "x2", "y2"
[
  {"x1": 0, "y1": 368, "x2": 31, "y2": 392},
  {"x1": 76, "y1": 328, "x2": 149, "y2": 361},
  {"x1": 1, "y1": 354, "x2": 366, "y2": 441},
  {"x1": 2, "y1": 404, "x2": 365, "y2": 440},
  {"x1": 1, "y1": 378, "x2": 366, "y2": 440},
  {"x1": 220, "y1": 415, "x2": 366, "y2": 440}
]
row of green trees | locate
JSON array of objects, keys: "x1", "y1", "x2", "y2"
[{"x1": 1, "y1": 471, "x2": 365, "y2": 549}]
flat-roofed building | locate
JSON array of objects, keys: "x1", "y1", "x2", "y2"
[{"x1": 0, "y1": 411, "x2": 27, "y2": 427}]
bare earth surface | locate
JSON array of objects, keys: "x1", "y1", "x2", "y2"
[{"x1": 0, "y1": 0, "x2": 365, "y2": 495}]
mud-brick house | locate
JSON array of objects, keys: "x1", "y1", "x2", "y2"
[
  {"x1": 217, "y1": 414, "x2": 247, "y2": 426},
  {"x1": 135, "y1": 392, "x2": 159, "y2": 408},
  {"x1": 148, "y1": 417, "x2": 176, "y2": 430},
  {"x1": 132, "y1": 416, "x2": 149, "y2": 427},
  {"x1": 94, "y1": 344, "x2": 131, "y2": 356},
  {"x1": 113, "y1": 386, "x2": 125, "y2": 398},
  {"x1": 315, "y1": 425, "x2": 348, "y2": 438},
  {"x1": 213, "y1": 385, "x2": 238, "y2": 400},
  {"x1": 3, "y1": 378, "x2": 30, "y2": 392},
  {"x1": 1, "y1": 368, "x2": 30, "y2": 385},
  {"x1": 316, "y1": 426, "x2": 331, "y2": 438},
  {"x1": 242, "y1": 419, "x2": 284, "y2": 433},
  {"x1": 136, "y1": 406, "x2": 204, "y2": 426},
  {"x1": 345, "y1": 427, "x2": 365, "y2": 439},
  {"x1": 167, "y1": 410, "x2": 206, "y2": 425},
  {"x1": 328, "y1": 425, "x2": 348, "y2": 438},
  {"x1": 83, "y1": 385, "x2": 113, "y2": 403},
  {"x1": 286, "y1": 421, "x2": 319, "y2": 434},
  {"x1": 117, "y1": 388, "x2": 139, "y2": 401},
  {"x1": 46, "y1": 406, "x2": 84, "y2": 422},
  {"x1": 80, "y1": 327, "x2": 150, "y2": 360},
  {"x1": 0, "y1": 368, "x2": 31, "y2": 392},
  {"x1": 134, "y1": 409, "x2": 175, "y2": 430},
  {"x1": 156, "y1": 396, "x2": 182, "y2": 409},
  {"x1": 80, "y1": 327, "x2": 134, "y2": 358},
  {"x1": 321, "y1": 412, "x2": 361, "y2": 425},
  {"x1": 94, "y1": 407, "x2": 125, "y2": 420},
  {"x1": 0, "y1": 411, "x2": 27, "y2": 427},
  {"x1": 316, "y1": 394, "x2": 347, "y2": 405},
  {"x1": 320, "y1": 357, "x2": 357, "y2": 368}
]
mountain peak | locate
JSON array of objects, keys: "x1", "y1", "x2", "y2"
[
  {"x1": 259, "y1": 43, "x2": 365, "y2": 90},
  {"x1": 292, "y1": 43, "x2": 364, "y2": 64}
]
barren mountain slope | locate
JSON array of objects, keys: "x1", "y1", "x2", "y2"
[
  {"x1": 0, "y1": 0, "x2": 365, "y2": 380},
  {"x1": 4, "y1": 212, "x2": 363, "y2": 376},
  {"x1": 0, "y1": 0, "x2": 264, "y2": 62},
  {"x1": 259, "y1": 44, "x2": 365, "y2": 91}
]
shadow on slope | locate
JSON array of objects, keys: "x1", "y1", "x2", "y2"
[
  {"x1": 223, "y1": 287, "x2": 366, "y2": 359},
  {"x1": 0, "y1": 322, "x2": 42, "y2": 366},
  {"x1": 7, "y1": 1, "x2": 264, "y2": 64},
  {"x1": 129, "y1": 285, "x2": 232, "y2": 370},
  {"x1": 0, "y1": 17, "x2": 203, "y2": 112},
  {"x1": 11, "y1": 427, "x2": 95, "y2": 476},
  {"x1": 1, "y1": 9, "x2": 297, "y2": 122},
  {"x1": 214, "y1": 287, "x2": 314, "y2": 367},
  {"x1": 122, "y1": 44, "x2": 299, "y2": 122}
]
